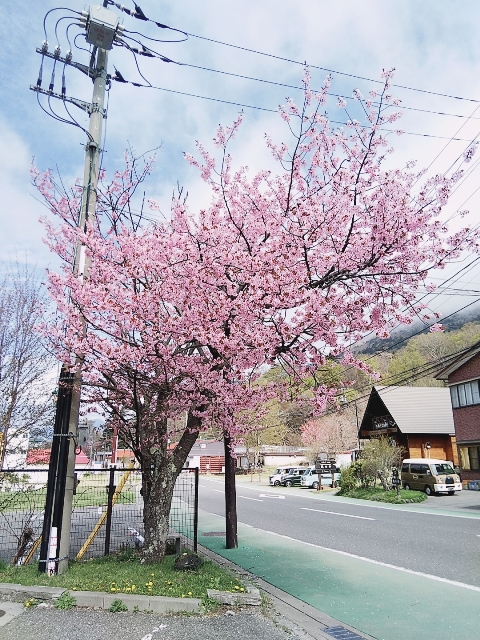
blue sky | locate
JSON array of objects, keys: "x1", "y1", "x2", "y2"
[{"x1": 2, "y1": 0, "x2": 480, "y2": 317}]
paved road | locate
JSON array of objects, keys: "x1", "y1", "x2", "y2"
[
  {"x1": 0, "y1": 607, "x2": 304, "y2": 640},
  {"x1": 199, "y1": 477, "x2": 480, "y2": 586},
  {"x1": 197, "y1": 477, "x2": 480, "y2": 640}
]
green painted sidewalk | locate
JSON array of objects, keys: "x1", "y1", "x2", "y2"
[{"x1": 199, "y1": 511, "x2": 480, "y2": 640}]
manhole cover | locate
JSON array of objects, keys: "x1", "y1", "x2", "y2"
[
  {"x1": 202, "y1": 531, "x2": 225, "y2": 537},
  {"x1": 0, "y1": 610, "x2": 5, "y2": 618},
  {"x1": 324, "y1": 626, "x2": 365, "y2": 639}
]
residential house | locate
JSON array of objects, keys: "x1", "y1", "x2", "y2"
[
  {"x1": 359, "y1": 386, "x2": 458, "y2": 464},
  {"x1": 436, "y1": 345, "x2": 480, "y2": 482}
]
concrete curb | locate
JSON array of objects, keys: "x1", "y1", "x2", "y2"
[
  {"x1": 0, "y1": 583, "x2": 201, "y2": 613},
  {"x1": 207, "y1": 587, "x2": 262, "y2": 605}
]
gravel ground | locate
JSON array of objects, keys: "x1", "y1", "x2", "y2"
[{"x1": 0, "y1": 607, "x2": 304, "y2": 640}]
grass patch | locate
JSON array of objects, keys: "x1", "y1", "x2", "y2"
[
  {"x1": 108, "y1": 598, "x2": 128, "y2": 612},
  {"x1": 0, "y1": 550, "x2": 246, "y2": 602},
  {"x1": 337, "y1": 487, "x2": 427, "y2": 504},
  {"x1": 55, "y1": 592, "x2": 77, "y2": 610},
  {"x1": 0, "y1": 487, "x2": 135, "y2": 511}
]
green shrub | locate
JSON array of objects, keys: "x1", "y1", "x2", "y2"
[
  {"x1": 338, "y1": 464, "x2": 357, "y2": 493},
  {"x1": 55, "y1": 591, "x2": 76, "y2": 610},
  {"x1": 108, "y1": 598, "x2": 128, "y2": 612}
]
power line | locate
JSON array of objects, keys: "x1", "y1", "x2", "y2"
[
  {"x1": 327, "y1": 340, "x2": 480, "y2": 420},
  {"x1": 118, "y1": 35, "x2": 480, "y2": 123},
  {"x1": 111, "y1": 75, "x2": 474, "y2": 142},
  {"x1": 116, "y1": 4, "x2": 480, "y2": 104}
]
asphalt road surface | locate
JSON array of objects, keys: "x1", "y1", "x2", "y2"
[{"x1": 198, "y1": 477, "x2": 480, "y2": 587}]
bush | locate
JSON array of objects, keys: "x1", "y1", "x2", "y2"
[
  {"x1": 338, "y1": 464, "x2": 357, "y2": 493},
  {"x1": 108, "y1": 598, "x2": 128, "y2": 612},
  {"x1": 55, "y1": 592, "x2": 76, "y2": 610}
]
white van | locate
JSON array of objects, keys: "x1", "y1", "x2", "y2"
[
  {"x1": 401, "y1": 458, "x2": 462, "y2": 495},
  {"x1": 269, "y1": 467, "x2": 290, "y2": 486},
  {"x1": 300, "y1": 466, "x2": 341, "y2": 489}
]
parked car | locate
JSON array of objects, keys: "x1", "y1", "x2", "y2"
[
  {"x1": 280, "y1": 468, "x2": 307, "y2": 487},
  {"x1": 300, "y1": 467, "x2": 341, "y2": 489},
  {"x1": 401, "y1": 458, "x2": 462, "y2": 495},
  {"x1": 269, "y1": 467, "x2": 291, "y2": 486}
]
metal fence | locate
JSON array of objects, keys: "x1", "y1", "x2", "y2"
[{"x1": 0, "y1": 467, "x2": 198, "y2": 566}]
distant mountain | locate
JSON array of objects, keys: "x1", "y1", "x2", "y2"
[{"x1": 354, "y1": 303, "x2": 480, "y2": 355}]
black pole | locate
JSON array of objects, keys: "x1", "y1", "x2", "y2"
[
  {"x1": 51, "y1": 371, "x2": 73, "y2": 573},
  {"x1": 193, "y1": 467, "x2": 199, "y2": 553},
  {"x1": 104, "y1": 466, "x2": 116, "y2": 556},
  {"x1": 38, "y1": 368, "x2": 73, "y2": 573},
  {"x1": 223, "y1": 433, "x2": 238, "y2": 549}
]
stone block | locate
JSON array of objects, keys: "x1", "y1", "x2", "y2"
[
  {"x1": 148, "y1": 596, "x2": 201, "y2": 614},
  {"x1": 207, "y1": 589, "x2": 262, "y2": 606},
  {"x1": 0, "y1": 583, "x2": 65, "y2": 602},
  {"x1": 0, "y1": 584, "x2": 23, "y2": 601},
  {"x1": 73, "y1": 591, "x2": 106, "y2": 608},
  {"x1": 103, "y1": 593, "x2": 148, "y2": 612},
  {"x1": 21, "y1": 586, "x2": 66, "y2": 600}
]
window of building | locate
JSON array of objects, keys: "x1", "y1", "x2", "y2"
[
  {"x1": 459, "y1": 446, "x2": 480, "y2": 470},
  {"x1": 450, "y1": 380, "x2": 480, "y2": 408}
]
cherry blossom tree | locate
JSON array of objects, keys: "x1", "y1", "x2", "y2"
[
  {"x1": 36, "y1": 71, "x2": 478, "y2": 562},
  {"x1": 301, "y1": 409, "x2": 358, "y2": 461}
]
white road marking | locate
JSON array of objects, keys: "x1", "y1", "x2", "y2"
[
  {"x1": 212, "y1": 489, "x2": 224, "y2": 493},
  {"x1": 239, "y1": 496, "x2": 263, "y2": 502},
  {"x1": 259, "y1": 494, "x2": 285, "y2": 499},
  {"x1": 302, "y1": 508, "x2": 375, "y2": 521},
  {"x1": 140, "y1": 626, "x2": 167, "y2": 640},
  {"x1": 251, "y1": 526, "x2": 480, "y2": 592}
]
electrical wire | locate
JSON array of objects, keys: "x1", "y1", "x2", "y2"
[
  {"x1": 74, "y1": 33, "x2": 91, "y2": 55},
  {"x1": 113, "y1": 2, "x2": 480, "y2": 104},
  {"x1": 118, "y1": 30, "x2": 480, "y2": 125},
  {"x1": 111, "y1": 74, "x2": 474, "y2": 142},
  {"x1": 135, "y1": 19, "x2": 480, "y2": 103},
  {"x1": 123, "y1": 27, "x2": 188, "y2": 44},
  {"x1": 65, "y1": 21, "x2": 82, "y2": 53},
  {"x1": 324, "y1": 340, "x2": 480, "y2": 420},
  {"x1": 136, "y1": 54, "x2": 480, "y2": 122},
  {"x1": 183, "y1": 31, "x2": 480, "y2": 103},
  {"x1": 43, "y1": 7, "x2": 81, "y2": 41},
  {"x1": 54, "y1": 15, "x2": 76, "y2": 49}
]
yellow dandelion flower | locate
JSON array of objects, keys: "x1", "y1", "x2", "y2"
[
  {"x1": 187, "y1": 591, "x2": 192, "y2": 596},
  {"x1": 234, "y1": 586, "x2": 240, "y2": 590},
  {"x1": 111, "y1": 588, "x2": 116, "y2": 592},
  {"x1": 131, "y1": 585, "x2": 136, "y2": 590}
]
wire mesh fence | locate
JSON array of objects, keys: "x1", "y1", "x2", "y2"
[{"x1": 0, "y1": 467, "x2": 198, "y2": 566}]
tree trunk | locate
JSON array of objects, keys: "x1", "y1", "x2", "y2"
[
  {"x1": 142, "y1": 472, "x2": 178, "y2": 563},
  {"x1": 224, "y1": 433, "x2": 238, "y2": 549},
  {"x1": 140, "y1": 412, "x2": 200, "y2": 563}
]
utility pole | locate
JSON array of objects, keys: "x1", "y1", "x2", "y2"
[
  {"x1": 224, "y1": 432, "x2": 238, "y2": 548},
  {"x1": 32, "y1": 2, "x2": 121, "y2": 574}
]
